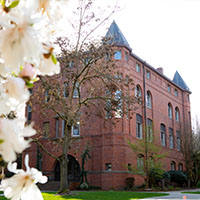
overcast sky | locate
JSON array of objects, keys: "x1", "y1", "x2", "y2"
[{"x1": 107, "y1": 0, "x2": 200, "y2": 126}]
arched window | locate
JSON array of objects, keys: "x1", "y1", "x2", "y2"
[
  {"x1": 160, "y1": 123, "x2": 166, "y2": 146},
  {"x1": 170, "y1": 161, "x2": 176, "y2": 171},
  {"x1": 137, "y1": 154, "x2": 144, "y2": 172},
  {"x1": 115, "y1": 90, "x2": 123, "y2": 118},
  {"x1": 146, "y1": 91, "x2": 152, "y2": 109},
  {"x1": 175, "y1": 107, "x2": 180, "y2": 122},
  {"x1": 149, "y1": 156, "x2": 155, "y2": 168},
  {"x1": 135, "y1": 85, "x2": 142, "y2": 104},
  {"x1": 136, "y1": 114, "x2": 143, "y2": 139},
  {"x1": 168, "y1": 103, "x2": 172, "y2": 119},
  {"x1": 169, "y1": 127, "x2": 174, "y2": 149},
  {"x1": 178, "y1": 163, "x2": 183, "y2": 171}
]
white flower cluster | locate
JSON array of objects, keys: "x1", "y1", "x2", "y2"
[{"x1": 0, "y1": 0, "x2": 67, "y2": 199}]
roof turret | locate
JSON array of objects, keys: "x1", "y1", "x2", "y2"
[
  {"x1": 105, "y1": 20, "x2": 131, "y2": 50},
  {"x1": 173, "y1": 71, "x2": 190, "y2": 92}
]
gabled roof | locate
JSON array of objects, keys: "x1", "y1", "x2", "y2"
[
  {"x1": 105, "y1": 20, "x2": 131, "y2": 50},
  {"x1": 173, "y1": 71, "x2": 190, "y2": 92}
]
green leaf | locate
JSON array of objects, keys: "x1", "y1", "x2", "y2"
[
  {"x1": 51, "y1": 54, "x2": 57, "y2": 65},
  {"x1": 26, "y1": 81, "x2": 34, "y2": 88},
  {"x1": 0, "y1": 139, "x2": 4, "y2": 144},
  {"x1": 0, "y1": 0, "x2": 5, "y2": 6},
  {"x1": 8, "y1": 0, "x2": 19, "y2": 9}
]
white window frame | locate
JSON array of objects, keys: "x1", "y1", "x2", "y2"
[
  {"x1": 169, "y1": 128, "x2": 174, "y2": 149},
  {"x1": 136, "y1": 114, "x2": 143, "y2": 139},
  {"x1": 115, "y1": 90, "x2": 123, "y2": 118},
  {"x1": 168, "y1": 103, "x2": 172, "y2": 119},
  {"x1": 146, "y1": 91, "x2": 152, "y2": 109},
  {"x1": 114, "y1": 50, "x2": 122, "y2": 60},
  {"x1": 160, "y1": 124, "x2": 166, "y2": 147},
  {"x1": 72, "y1": 122, "x2": 80, "y2": 137},
  {"x1": 136, "y1": 63, "x2": 141, "y2": 73}
]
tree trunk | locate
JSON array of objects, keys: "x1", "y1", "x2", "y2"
[{"x1": 58, "y1": 124, "x2": 71, "y2": 193}]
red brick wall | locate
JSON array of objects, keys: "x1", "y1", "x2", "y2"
[{"x1": 25, "y1": 45, "x2": 191, "y2": 190}]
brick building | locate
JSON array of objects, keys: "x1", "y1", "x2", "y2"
[{"x1": 26, "y1": 21, "x2": 191, "y2": 190}]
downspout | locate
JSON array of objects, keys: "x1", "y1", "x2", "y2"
[{"x1": 142, "y1": 62, "x2": 148, "y2": 187}]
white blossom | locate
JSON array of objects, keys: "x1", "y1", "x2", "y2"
[
  {"x1": 1, "y1": 154, "x2": 47, "y2": 200},
  {"x1": 0, "y1": 118, "x2": 36, "y2": 162},
  {"x1": 0, "y1": 77, "x2": 30, "y2": 115},
  {"x1": 0, "y1": 12, "x2": 42, "y2": 74}
]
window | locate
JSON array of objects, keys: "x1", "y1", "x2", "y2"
[
  {"x1": 136, "y1": 63, "x2": 141, "y2": 73},
  {"x1": 168, "y1": 103, "x2": 172, "y2": 119},
  {"x1": 84, "y1": 57, "x2": 90, "y2": 65},
  {"x1": 45, "y1": 89, "x2": 50, "y2": 102},
  {"x1": 55, "y1": 118, "x2": 59, "y2": 138},
  {"x1": 68, "y1": 61, "x2": 74, "y2": 68},
  {"x1": 105, "y1": 53, "x2": 110, "y2": 61},
  {"x1": 147, "y1": 119, "x2": 153, "y2": 142},
  {"x1": 43, "y1": 122, "x2": 50, "y2": 138},
  {"x1": 176, "y1": 130, "x2": 181, "y2": 151},
  {"x1": 115, "y1": 72, "x2": 123, "y2": 82},
  {"x1": 136, "y1": 114, "x2": 143, "y2": 139},
  {"x1": 61, "y1": 120, "x2": 66, "y2": 137},
  {"x1": 115, "y1": 90, "x2": 123, "y2": 118},
  {"x1": 169, "y1": 127, "x2": 174, "y2": 149},
  {"x1": 146, "y1": 91, "x2": 152, "y2": 109},
  {"x1": 137, "y1": 155, "x2": 144, "y2": 172},
  {"x1": 188, "y1": 95, "x2": 190, "y2": 102},
  {"x1": 72, "y1": 122, "x2": 80, "y2": 137},
  {"x1": 73, "y1": 82, "x2": 79, "y2": 98},
  {"x1": 160, "y1": 124, "x2": 166, "y2": 146},
  {"x1": 149, "y1": 156, "x2": 154, "y2": 168},
  {"x1": 170, "y1": 161, "x2": 176, "y2": 171},
  {"x1": 178, "y1": 163, "x2": 183, "y2": 171},
  {"x1": 125, "y1": 51, "x2": 129, "y2": 62},
  {"x1": 64, "y1": 82, "x2": 69, "y2": 98},
  {"x1": 128, "y1": 163, "x2": 132, "y2": 171},
  {"x1": 125, "y1": 75, "x2": 129, "y2": 85},
  {"x1": 174, "y1": 89, "x2": 178, "y2": 97},
  {"x1": 175, "y1": 107, "x2": 180, "y2": 122},
  {"x1": 146, "y1": 70, "x2": 150, "y2": 79},
  {"x1": 167, "y1": 85, "x2": 171, "y2": 93},
  {"x1": 27, "y1": 104, "x2": 32, "y2": 123},
  {"x1": 135, "y1": 85, "x2": 142, "y2": 104},
  {"x1": 105, "y1": 90, "x2": 112, "y2": 119},
  {"x1": 105, "y1": 163, "x2": 112, "y2": 171},
  {"x1": 114, "y1": 50, "x2": 121, "y2": 60}
]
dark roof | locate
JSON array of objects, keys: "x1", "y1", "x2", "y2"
[
  {"x1": 105, "y1": 20, "x2": 131, "y2": 50},
  {"x1": 173, "y1": 71, "x2": 190, "y2": 92}
]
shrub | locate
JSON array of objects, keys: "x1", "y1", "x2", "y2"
[
  {"x1": 125, "y1": 177, "x2": 135, "y2": 190},
  {"x1": 79, "y1": 182, "x2": 89, "y2": 190},
  {"x1": 149, "y1": 168, "x2": 165, "y2": 187},
  {"x1": 168, "y1": 170, "x2": 188, "y2": 187},
  {"x1": 196, "y1": 181, "x2": 200, "y2": 188}
]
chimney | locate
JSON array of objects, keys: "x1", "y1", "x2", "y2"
[{"x1": 157, "y1": 67, "x2": 163, "y2": 74}]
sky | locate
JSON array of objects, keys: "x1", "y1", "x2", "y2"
[
  {"x1": 61, "y1": 0, "x2": 200, "y2": 127},
  {"x1": 108, "y1": 0, "x2": 200, "y2": 126}
]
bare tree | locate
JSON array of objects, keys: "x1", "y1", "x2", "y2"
[{"x1": 31, "y1": 0, "x2": 136, "y2": 193}]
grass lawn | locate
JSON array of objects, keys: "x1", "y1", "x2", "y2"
[
  {"x1": 182, "y1": 191, "x2": 200, "y2": 194},
  {"x1": 0, "y1": 191, "x2": 169, "y2": 200}
]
